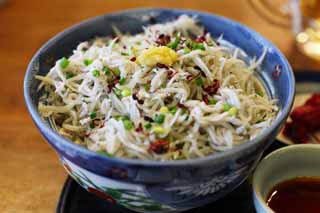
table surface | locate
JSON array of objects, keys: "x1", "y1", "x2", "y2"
[{"x1": 0, "y1": 0, "x2": 319, "y2": 212}]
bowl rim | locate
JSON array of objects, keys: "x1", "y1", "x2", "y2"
[
  {"x1": 252, "y1": 144, "x2": 320, "y2": 212},
  {"x1": 24, "y1": 7, "x2": 295, "y2": 167}
]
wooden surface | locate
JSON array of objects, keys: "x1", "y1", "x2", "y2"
[{"x1": 0, "y1": 0, "x2": 319, "y2": 212}]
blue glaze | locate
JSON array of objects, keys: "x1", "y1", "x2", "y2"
[{"x1": 24, "y1": 8, "x2": 295, "y2": 212}]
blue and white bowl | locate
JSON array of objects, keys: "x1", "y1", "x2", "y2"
[{"x1": 24, "y1": 8, "x2": 294, "y2": 212}]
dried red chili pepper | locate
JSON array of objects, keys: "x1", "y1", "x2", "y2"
[
  {"x1": 203, "y1": 79, "x2": 220, "y2": 94},
  {"x1": 195, "y1": 35, "x2": 206, "y2": 43},
  {"x1": 149, "y1": 140, "x2": 169, "y2": 154},
  {"x1": 130, "y1": 57, "x2": 136, "y2": 62},
  {"x1": 155, "y1": 34, "x2": 171, "y2": 46},
  {"x1": 203, "y1": 95, "x2": 209, "y2": 105}
]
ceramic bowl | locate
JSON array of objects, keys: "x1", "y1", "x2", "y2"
[
  {"x1": 253, "y1": 144, "x2": 320, "y2": 213},
  {"x1": 24, "y1": 8, "x2": 294, "y2": 212}
]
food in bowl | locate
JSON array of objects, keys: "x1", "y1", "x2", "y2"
[{"x1": 36, "y1": 15, "x2": 278, "y2": 160}]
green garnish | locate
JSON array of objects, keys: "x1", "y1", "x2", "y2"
[
  {"x1": 209, "y1": 98, "x2": 217, "y2": 105},
  {"x1": 123, "y1": 119, "x2": 134, "y2": 130},
  {"x1": 121, "y1": 52, "x2": 129, "y2": 56},
  {"x1": 144, "y1": 84, "x2": 151, "y2": 92},
  {"x1": 195, "y1": 77, "x2": 204, "y2": 86},
  {"x1": 228, "y1": 107, "x2": 238, "y2": 116},
  {"x1": 152, "y1": 126, "x2": 166, "y2": 134},
  {"x1": 167, "y1": 34, "x2": 180, "y2": 50},
  {"x1": 66, "y1": 72, "x2": 74, "y2": 79},
  {"x1": 113, "y1": 68, "x2": 121, "y2": 77},
  {"x1": 154, "y1": 114, "x2": 165, "y2": 124},
  {"x1": 84, "y1": 59, "x2": 93, "y2": 66},
  {"x1": 92, "y1": 69, "x2": 100, "y2": 77},
  {"x1": 103, "y1": 66, "x2": 110, "y2": 75},
  {"x1": 113, "y1": 88, "x2": 122, "y2": 97},
  {"x1": 121, "y1": 88, "x2": 131, "y2": 97},
  {"x1": 160, "y1": 106, "x2": 169, "y2": 113},
  {"x1": 60, "y1": 57, "x2": 70, "y2": 69},
  {"x1": 186, "y1": 39, "x2": 205, "y2": 51},
  {"x1": 223, "y1": 103, "x2": 232, "y2": 111},
  {"x1": 194, "y1": 43, "x2": 205, "y2": 50},
  {"x1": 169, "y1": 106, "x2": 177, "y2": 114},
  {"x1": 96, "y1": 150, "x2": 113, "y2": 157},
  {"x1": 89, "y1": 122, "x2": 94, "y2": 129},
  {"x1": 89, "y1": 112, "x2": 97, "y2": 119},
  {"x1": 183, "y1": 47, "x2": 191, "y2": 54},
  {"x1": 119, "y1": 77, "x2": 126, "y2": 85},
  {"x1": 144, "y1": 122, "x2": 152, "y2": 129}
]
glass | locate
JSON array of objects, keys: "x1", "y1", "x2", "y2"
[{"x1": 249, "y1": 0, "x2": 320, "y2": 60}]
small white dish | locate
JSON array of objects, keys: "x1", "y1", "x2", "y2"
[{"x1": 252, "y1": 144, "x2": 320, "y2": 213}]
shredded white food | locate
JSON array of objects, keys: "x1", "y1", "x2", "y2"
[{"x1": 36, "y1": 15, "x2": 278, "y2": 160}]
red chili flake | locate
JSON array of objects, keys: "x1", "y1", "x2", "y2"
[
  {"x1": 113, "y1": 79, "x2": 119, "y2": 85},
  {"x1": 272, "y1": 65, "x2": 282, "y2": 80},
  {"x1": 203, "y1": 79, "x2": 220, "y2": 94},
  {"x1": 168, "y1": 70, "x2": 177, "y2": 79},
  {"x1": 203, "y1": 95, "x2": 209, "y2": 105},
  {"x1": 156, "y1": 63, "x2": 169, "y2": 69},
  {"x1": 149, "y1": 140, "x2": 169, "y2": 154},
  {"x1": 177, "y1": 103, "x2": 186, "y2": 108},
  {"x1": 135, "y1": 123, "x2": 143, "y2": 132},
  {"x1": 186, "y1": 74, "x2": 194, "y2": 81},
  {"x1": 130, "y1": 57, "x2": 136, "y2": 62},
  {"x1": 123, "y1": 45, "x2": 127, "y2": 49},
  {"x1": 155, "y1": 34, "x2": 171, "y2": 46},
  {"x1": 196, "y1": 35, "x2": 206, "y2": 43}
]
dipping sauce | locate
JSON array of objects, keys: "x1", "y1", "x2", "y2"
[{"x1": 267, "y1": 177, "x2": 320, "y2": 213}]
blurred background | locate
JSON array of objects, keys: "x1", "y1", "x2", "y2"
[{"x1": 0, "y1": 0, "x2": 319, "y2": 212}]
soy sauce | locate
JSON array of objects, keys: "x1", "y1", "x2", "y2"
[{"x1": 267, "y1": 177, "x2": 320, "y2": 213}]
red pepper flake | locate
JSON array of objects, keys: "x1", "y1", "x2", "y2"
[
  {"x1": 177, "y1": 103, "x2": 186, "y2": 108},
  {"x1": 155, "y1": 34, "x2": 171, "y2": 46},
  {"x1": 149, "y1": 140, "x2": 169, "y2": 154},
  {"x1": 113, "y1": 79, "x2": 119, "y2": 85},
  {"x1": 130, "y1": 57, "x2": 136, "y2": 62},
  {"x1": 272, "y1": 65, "x2": 282, "y2": 80},
  {"x1": 186, "y1": 74, "x2": 193, "y2": 81},
  {"x1": 135, "y1": 123, "x2": 143, "y2": 132},
  {"x1": 203, "y1": 95, "x2": 209, "y2": 105},
  {"x1": 203, "y1": 79, "x2": 220, "y2": 94},
  {"x1": 156, "y1": 63, "x2": 169, "y2": 69},
  {"x1": 196, "y1": 35, "x2": 206, "y2": 43}
]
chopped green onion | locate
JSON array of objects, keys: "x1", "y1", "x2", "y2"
[
  {"x1": 144, "y1": 122, "x2": 152, "y2": 129},
  {"x1": 121, "y1": 88, "x2": 131, "y2": 97},
  {"x1": 169, "y1": 106, "x2": 177, "y2": 114},
  {"x1": 96, "y1": 150, "x2": 113, "y2": 157},
  {"x1": 66, "y1": 72, "x2": 74, "y2": 79},
  {"x1": 114, "y1": 115, "x2": 121, "y2": 120},
  {"x1": 119, "y1": 77, "x2": 126, "y2": 85},
  {"x1": 209, "y1": 98, "x2": 217, "y2": 105},
  {"x1": 89, "y1": 112, "x2": 97, "y2": 119},
  {"x1": 89, "y1": 122, "x2": 94, "y2": 129},
  {"x1": 183, "y1": 47, "x2": 191, "y2": 54},
  {"x1": 223, "y1": 103, "x2": 232, "y2": 111},
  {"x1": 194, "y1": 43, "x2": 205, "y2": 50},
  {"x1": 113, "y1": 68, "x2": 121, "y2": 77},
  {"x1": 103, "y1": 66, "x2": 110, "y2": 75},
  {"x1": 113, "y1": 88, "x2": 122, "y2": 97},
  {"x1": 121, "y1": 52, "x2": 129, "y2": 56},
  {"x1": 195, "y1": 77, "x2": 204, "y2": 86},
  {"x1": 228, "y1": 107, "x2": 238, "y2": 116},
  {"x1": 167, "y1": 34, "x2": 180, "y2": 50},
  {"x1": 144, "y1": 84, "x2": 150, "y2": 92},
  {"x1": 152, "y1": 126, "x2": 166, "y2": 134},
  {"x1": 60, "y1": 57, "x2": 70, "y2": 69},
  {"x1": 84, "y1": 59, "x2": 93, "y2": 66},
  {"x1": 92, "y1": 69, "x2": 100, "y2": 77},
  {"x1": 160, "y1": 106, "x2": 169, "y2": 113},
  {"x1": 123, "y1": 119, "x2": 134, "y2": 130},
  {"x1": 154, "y1": 114, "x2": 165, "y2": 124}
]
